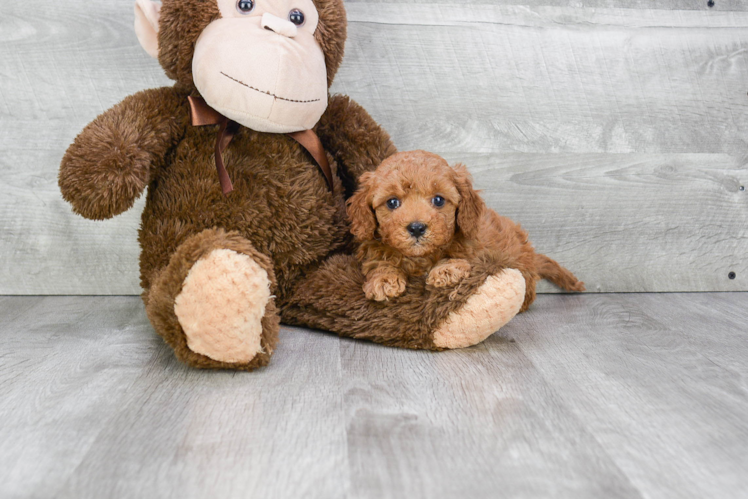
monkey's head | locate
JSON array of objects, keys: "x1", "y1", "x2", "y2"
[{"x1": 134, "y1": 0, "x2": 346, "y2": 133}]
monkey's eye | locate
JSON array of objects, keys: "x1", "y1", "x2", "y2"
[
  {"x1": 237, "y1": 0, "x2": 255, "y2": 14},
  {"x1": 386, "y1": 198, "x2": 401, "y2": 210},
  {"x1": 432, "y1": 195, "x2": 446, "y2": 208},
  {"x1": 289, "y1": 9, "x2": 305, "y2": 26}
]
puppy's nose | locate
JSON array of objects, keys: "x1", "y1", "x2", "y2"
[{"x1": 407, "y1": 222, "x2": 427, "y2": 238}]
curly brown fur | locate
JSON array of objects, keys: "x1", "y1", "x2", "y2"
[
  {"x1": 60, "y1": 0, "x2": 527, "y2": 367},
  {"x1": 59, "y1": 0, "x2": 374, "y2": 369},
  {"x1": 157, "y1": 0, "x2": 220, "y2": 89},
  {"x1": 59, "y1": 86, "x2": 191, "y2": 220},
  {"x1": 282, "y1": 253, "x2": 509, "y2": 350},
  {"x1": 312, "y1": 0, "x2": 347, "y2": 87},
  {"x1": 347, "y1": 150, "x2": 585, "y2": 311}
]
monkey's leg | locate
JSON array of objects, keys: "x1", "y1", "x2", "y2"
[
  {"x1": 144, "y1": 229, "x2": 279, "y2": 370},
  {"x1": 281, "y1": 254, "x2": 525, "y2": 350}
]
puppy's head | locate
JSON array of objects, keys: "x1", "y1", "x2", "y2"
[{"x1": 347, "y1": 150, "x2": 486, "y2": 257}]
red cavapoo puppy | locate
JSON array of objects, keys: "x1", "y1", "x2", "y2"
[{"x1": 346, "y1": 150, "x2": 584, "y2": 311}]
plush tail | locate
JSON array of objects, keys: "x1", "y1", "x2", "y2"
[{"x1": 535, "y1": 254, "x2": 586, "y2": 292}]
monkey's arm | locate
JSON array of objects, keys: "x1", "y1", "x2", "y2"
[
  {"x1": 316, "y1": 94, "x2": 397, "y2": 195},
  {"x1": 59, "y1": 86, "x2": 190, "y2": 220}
]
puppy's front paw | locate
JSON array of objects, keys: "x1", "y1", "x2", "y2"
[
  {"x1": 427, "y1": 259, "x2": 472, "y2": 288},
  {"x1": 364, "y1": 272, "x2": 407, "y2": 302}
]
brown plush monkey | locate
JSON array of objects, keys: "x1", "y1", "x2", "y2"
[{"x1": 59, "y1": 0, "x2": 527, "y2": 370}]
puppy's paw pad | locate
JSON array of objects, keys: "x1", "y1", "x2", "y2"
[
  {"x1": 364, "y1": 273, "x2": 407, "y2": 301},
  {"x1": 427, "y1": 260, "x2": 472, "y2": 288}
]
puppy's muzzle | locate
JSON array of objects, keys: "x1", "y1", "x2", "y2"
[{"x1": 407, "y1": 222, "x2": 427, "y2": 239}]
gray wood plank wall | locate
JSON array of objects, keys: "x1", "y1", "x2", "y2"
[{"x1": 1, "y1": 0, "x2": 746, "y2": 294}]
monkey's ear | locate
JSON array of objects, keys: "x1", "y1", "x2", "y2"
[
  {"x1": 134, "y1": 0, "x2": 162, "y2": 59},
  {"x1": 346, "y1": 172, "x2": 378, "y2": 242}
]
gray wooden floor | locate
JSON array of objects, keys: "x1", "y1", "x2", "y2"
[{"x1": 1, "y1": 294, "x2": 747, "y2": 498}]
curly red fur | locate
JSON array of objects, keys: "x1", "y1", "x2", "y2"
[
  {"x1": 347, "y1": 150, "x2": 585, "y2": 309},
  {"x1": 347, "y1": 171, "x2": 377, "y2": 241}
]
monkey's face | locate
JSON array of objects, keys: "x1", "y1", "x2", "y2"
[{"x1": 192, "y1": 0, "x2": 328, "y2": 133}]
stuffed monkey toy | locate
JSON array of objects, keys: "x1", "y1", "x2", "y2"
[{"x1": 59, "y1": 0, "x2": 527, "y2": 370}]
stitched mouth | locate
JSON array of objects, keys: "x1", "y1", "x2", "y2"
[{"x1": 221, "y1": 72, "x2": 321, "y2": 104}]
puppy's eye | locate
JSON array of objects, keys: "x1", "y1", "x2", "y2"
[
  {"x1": 237, "y1": 0, "x2": 255, "y2": 13},
  {"x1": 289, "y1": 9, "x2": 305, "y2": 26},
  {"x1": 386, "y1": 198, "x2": 401, "y2": 210},
  {"x1": 432, "y1": 195, "x2": 446, "y2": 208}
]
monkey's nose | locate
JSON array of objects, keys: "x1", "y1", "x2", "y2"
[
  {"x1": 407, "y1": 222, "x2": 427, "y2": 238},
  {"x1": 261, "y1": 13, "x2": 298, "y2": 38}
]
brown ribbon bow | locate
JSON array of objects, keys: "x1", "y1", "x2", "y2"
[{"x1": 188, "y1": 96, "x2": 334, "y2": 195}]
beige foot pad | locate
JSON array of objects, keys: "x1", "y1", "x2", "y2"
[
  {"x1": 174, "y1": 249, "x2": 272, "y2": 363},
  {"x1": 432, "y1": 268, "x2": 525, "y2": 349}
]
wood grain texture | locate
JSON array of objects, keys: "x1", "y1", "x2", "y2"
[
  {"x1": 0, "y1": 296, "x2": 347, "y2": 498},
  {"x1": 515, "y1": 293, "x2": 748, "y2": 497},
  {"x1": 1, "y1": 294, "x2": 747, "y2": 497},
  {"x1": 57, "y1": 326, "x2": 348, "y2": 498},
  {"x1": 454, "y1": 152, "x2": 748, "y2": 293},
  {"x1": 338, "y1": 4, "x2": 748, "y2": 155},
  {"x1": 0, "y1": 297, "x2": 158, "y2": 498},
  {"x1": 1, "y1": 1, "x2": 747, "y2": 294},
  {"x1": 346, "y1": 0, "x2": 748, "y2": 11},
  {"x1": 340, "y1": 338, "x2": 639, "y2": 498}
]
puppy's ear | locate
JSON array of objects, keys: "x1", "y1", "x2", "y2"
[
  {"x1": 452, "y1": 163, "x2": 486, "y2": 240},
  {"x1": 347, "y1": 172, "x2": 377, "y2": 241}
]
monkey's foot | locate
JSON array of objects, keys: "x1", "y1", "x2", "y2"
[
  {"x1": 145, "y1": 229, "x2": 279, "y2": 370},
  {"x1": 432, "y1": 268, "x2": 525, "y2": 349},
  {"x1": 175, "y1": 249, "x2": 272, "y2": 364}
]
